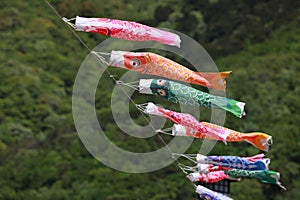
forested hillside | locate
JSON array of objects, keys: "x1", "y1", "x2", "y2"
[{"x1": 0, "y1": 0, "x2": 299, "y2": 199}]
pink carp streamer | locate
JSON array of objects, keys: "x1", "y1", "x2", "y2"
[
  {"x1": 187, "y1": 171, "x2": 228, "y2": 183},
  {"x1": 64, "y1": 16, "x2": 181, "y2": 47},
  {"x1": 109, "y1": 51, "x2": 231, "y2": 90}
]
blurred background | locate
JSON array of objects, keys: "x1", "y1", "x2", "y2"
[{"x1": 0, "y1": 0, "x2": 299, "y2": 199}]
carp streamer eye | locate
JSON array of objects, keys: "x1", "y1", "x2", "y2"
[
  {"x1": 157, "y1": 79, "x2": 166, "y2": 86},
  {"x1": 130, "y1": 58, "x2": 140, "y2": 68}
]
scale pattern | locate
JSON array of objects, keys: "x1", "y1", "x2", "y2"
[{"x1": 148, "y1": 79, "x2": 245, "y2": 118}]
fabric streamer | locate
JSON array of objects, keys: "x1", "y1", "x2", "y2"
[
  {"x1": 138, "y1": 79, "x2": 246, "y2": 118},
  {"x1": 187, "y1": 171, "x2": 228, "y2": 183},
  {"x1": 63, "y1": 16, "x2": 181, "y2": 47},
  {"x1": 178, "y1": 162, "x2": 231, "y2": 175},
  {"x1": 172, "y1": 124, "x2": 272, "y2": 151},
  {"x1": 196, "y1": 154, "x2": 270, "y2": 171},
  {"x1": 137, "y1": 102, "x2": 229, "y2": 142},
  {"x1": 109, "y1": 50, "x2": 231, "y2": 90},
  {"x1": 174, "y1": 153, "x2": 269, "y2": 171},
  {"x1": 197, "y1": 164, "x2": 231, "y2": 174},
  {"x1": 225, "y1": 169, "x2": 286, "y2": 190},
  {"x1": 196, "y1": 185, "x2": 233, "y2": 200},
  {"x1": 196, "y1": 164, "x2": 216, "y2": 174}
]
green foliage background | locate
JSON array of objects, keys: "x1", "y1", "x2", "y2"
[{"x1": 0, "y1": 0, "x2": 299, "y2": 199}]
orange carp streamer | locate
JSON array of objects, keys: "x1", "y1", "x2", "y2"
[{"x1": 109, "y1": 51, "x2": 231, "y2": 90}]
